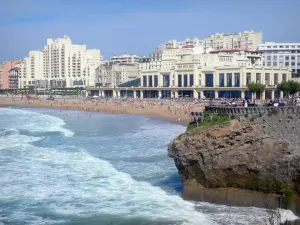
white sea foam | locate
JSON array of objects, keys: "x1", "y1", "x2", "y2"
[
  {"x1": 0, "y1": 108, "x2": 74, "y2": 137},
  {"x1": 279, "y1": 209, "x2": 299, "y2": 224},
  {"x1": 0, "y1": 143, "x2": 213, "y2": 225},
  {"x1": 0, "y1": 128, "x2": 41, "y2": 150}
]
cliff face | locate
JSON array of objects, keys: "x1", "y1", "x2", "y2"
[{"x1": 168, "y1": 114, "x2": 300, "y2": 197}]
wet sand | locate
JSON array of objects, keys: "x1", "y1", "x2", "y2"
[{"x1": 0, "y1": 97, "x2": 207, "y2": 125}]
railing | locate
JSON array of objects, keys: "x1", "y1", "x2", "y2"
[{"x1": 205, "y1": 106, "x2": 300, "y2": 116}]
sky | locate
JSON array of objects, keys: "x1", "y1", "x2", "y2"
[{"x1": 0, "y1": 0, "x2": 299, "y2": 62}]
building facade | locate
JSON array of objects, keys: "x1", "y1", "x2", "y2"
[
  {"x1": 95, "y1": 62, "x2": 139, "y2": 87},
  {"x1": 87, "y1": 47, "x2": 291, "y2": 100},
  {"x1": 8, "y1": 67, "x2": 20, "y2": 89},
  {"x1": 259, "y1": 42, "x2": 300, "y2": 74},
  {"x1": 150, "y1": 38, "x2": 203, "y2": 62},
  {"x1": 1, "y1": 60, "x2": 21, "y2": 89},
  {"x1": 110, "y1": 54, "x2": 140, "y2": 65},
  {"x1": 41, "y1": 35, "x2": 102, "y2": 88},
  {"x1": 18, "y1": 51, "x2": 43, "y2": 88},
  {"x1": 204, "y1": 30, "x2": 263, "y2": 51}
]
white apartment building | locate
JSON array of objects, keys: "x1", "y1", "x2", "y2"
[
  {"x1": 204, "y1": 30, "x2": 263, "y2": 51},
  {"x1": 151, "y1": 38, "x2": 203, "y2": 62},
  {"x1": 96, "y1": 62, "x2": 139, "y2": 87},
  {"x1": 19, "y1": 51, "x2": 43, "y2": 88},
  {"x1": 110, "y1": 54, "x2": 140, "y2": 65},
  {"x1": 42, "y1": 35, "x2": 102, "y2": 88},
  {"x1": 258, "y1": 42, "x2": 300, "y2": 74},
  {"x1": 140, "y1": 44, "x2": 207, "y2": 75}
]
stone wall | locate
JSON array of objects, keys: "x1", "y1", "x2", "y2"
[{"x1": 207, "y1": 106, "x2": 300, "y2": 117}]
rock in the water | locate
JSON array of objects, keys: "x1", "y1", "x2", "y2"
[{"x1": 168, "y1": 114, "x2": 300, "y2": 206}]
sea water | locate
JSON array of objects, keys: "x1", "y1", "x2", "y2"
[{"x1": 0, "y1": 107, "x2": 297, "y2": 225}]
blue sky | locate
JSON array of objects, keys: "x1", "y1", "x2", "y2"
[{"x1": 0, "y1": 0, "x2": 299, "y2": 62}]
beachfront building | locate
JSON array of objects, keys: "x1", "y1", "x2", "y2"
[
  {"x1": 42, "y1": 35, "x2": 102, "y2": 88},
  {"x1": 204, "y1": 30, "x2": 263, "y2": 51},
  {"x1": 87, "y1": 46, "x2": 291, "y2": 99},
  {"x1": 258, "y1": 42, "x2": 300, "y2": 74},
  {"x1": 150, "y1": 38, "x2": 203, "y2": 62},
  {"x1": 110, "y1": 54, "x2": 140, "y2": 65},
  {"x1": 8, "y1": 67, "x2": 20, "y2": 89},
  {"x1": 14, "y1": 35, "x2": 103, "y2": 89},
  {"x1": 18, "y1": 51, "x2": 43, "y2": 88},
  {"x1": 95, "y1": 62, "x2": 139, "y2": 88},
  {"x1": 0, "y1": 60, "x2": 22, "y2": 89}
]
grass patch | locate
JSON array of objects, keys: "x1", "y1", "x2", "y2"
[{"x1": 187, "y1": 112, "x2": 231, "y2": 132}]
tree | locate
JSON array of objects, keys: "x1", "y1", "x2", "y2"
[
  {"x1": 277, "y1": 80, "x2": 300, "y2": 103},
  {"x1": 247, "y1": 82, "x2": 266, "y2": 100}
]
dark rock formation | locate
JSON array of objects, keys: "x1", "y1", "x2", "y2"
[{"x1": 168, "y1": 113, "x2": 300, "y2": 213}]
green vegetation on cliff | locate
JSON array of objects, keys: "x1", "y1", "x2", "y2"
[{"x1": 187, "y1": 110, "x2": 231, "y2": 132}]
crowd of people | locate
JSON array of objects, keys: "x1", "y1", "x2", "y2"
[{"x1": 0, "y1": 95, "x2": 207, "y2": 124}]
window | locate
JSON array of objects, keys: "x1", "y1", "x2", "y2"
[
  {"x1": 189, "y1": 74, "x2": 194, "y2": 87},
  {"x1": 226, "y1": 73, "x2": 232, "y2": 87},
  {"x1": 148, "y1": 75, "x2": 153, "y2": 87},
  {"x1": 205, "y1": 74, "x2": 214, "y2": 87},
  {"x1": 178, "y1": 75, "x2": 182, "y2": 87},
  {"x1": 285, "y1": 62, "x2": 289, "y2": 66},
  {"x1": 285, "y1": 56, "x2": 289, "y2": 60},
  {"x1": 183, "y1": 74, "x2": 188, "y2": 87},
  {"x1": 256, "y1": 73, "x2": 261, "y2": 83},
  {"x1": 291, "y1": 62, "x2": 295, "y2": 66},
  {"x1": 291, "y1": 56, "x2": 295, "y2": 60},
  {"x1": 163, "y1": 75, "x2": 170, "y2": 87},
  {"x1": 265, "y1": 73, "x2": 270, "y2": 85},
  {"x1": 279, "y1": 46, "x2": 283, "y2": 48},
  {"x1": 282, "y1": 74, "x2": 287, "y2": 82},
  {"x1": 234, "y1": 73, "x2": 240, "y2": 87},
  {"x1": 154, "y1": 75, "x2": 158, "y2": 87},
  {"x1": 274, "y1": 73, "x2": 278, "y2": 85},
  {"x1": 273, "y1": 62, "x2": 277, "y2": 66},
  {"x1": 219, "y1": 73, "x2": 225, "y2": 87},
  {"x1": 143, "y1": 76, "x2": 147, "y2": 87}
]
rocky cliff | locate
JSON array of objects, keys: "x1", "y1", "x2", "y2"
[{"x1": 168, "y1": 113, "x2": 300, "y2": 212}]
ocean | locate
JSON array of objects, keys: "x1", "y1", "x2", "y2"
[{"x1": 0, "y1": 107, "x2": 297, "y2": 225}]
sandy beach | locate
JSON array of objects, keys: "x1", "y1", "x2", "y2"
[{"x1": 0, "y1": 96, "x2": 207, "y2": 125}]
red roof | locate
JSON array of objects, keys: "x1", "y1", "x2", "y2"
[{"x1": 182, "y1": 45, "x2": 194, "y2": 48}]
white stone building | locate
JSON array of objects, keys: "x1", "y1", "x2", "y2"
[
  {"x1": 151, "y1": 38, "x2": 203, "y2": 62},
  {"x1": 258, "y1": 42, "x2": 300, "y2": 74},
  {"x1": 137, "y1": 45, "x2": 290, "y2": 99},
  {"x1": 96, "y1": 62, "x2": 139, "y2": 87},
  {"x1": 110, "y1": 54, "x2": 140, "y2": 65},
  {"x1": 204, "y1": 30, "x2": 263, "y2": 51}
]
